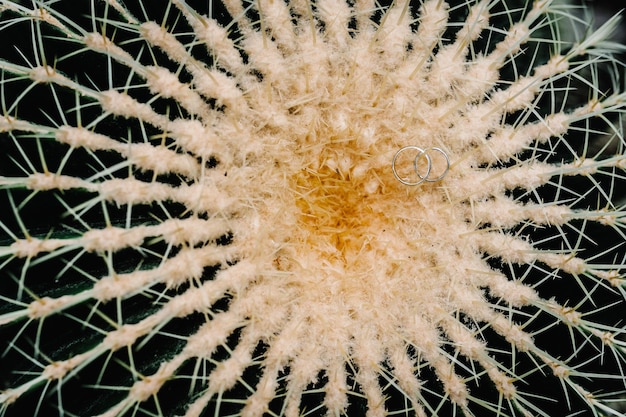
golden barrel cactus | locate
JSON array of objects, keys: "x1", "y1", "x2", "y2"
[{"x1": 1, "y1": 0, "x2": 626, "y2": 416}]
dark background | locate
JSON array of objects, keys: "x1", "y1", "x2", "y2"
[{"x1": 590, "y1": 0, "x2": 626, "y2": 42}]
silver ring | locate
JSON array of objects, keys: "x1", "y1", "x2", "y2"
[
  {"x1": 392, "y1": 146, "x2": 450, "y2": 186},
  {"x1": 418, "y1": 147, "x2": 450, "y2": 182},
  {"x1": 392, "y1": 146, "x2": 431, "y2": 186}
]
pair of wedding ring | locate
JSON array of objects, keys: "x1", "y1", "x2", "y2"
[{"x1": 392, "y1": 146, "x2": 450, "y2": 186}]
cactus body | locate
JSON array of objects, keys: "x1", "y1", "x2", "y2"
[{"x1": 1, "y1": 1, "x2": 626, "y2": 416}]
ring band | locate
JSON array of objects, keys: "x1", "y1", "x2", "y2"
[
  {"x1": 392, "y1": 146, "x2": 431, "y2": 186},
  {"x1": 418, "y1": 147, "x2": 450, "y2": 182}
]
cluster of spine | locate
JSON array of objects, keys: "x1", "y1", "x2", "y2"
[{"x1": 0, "y1": 0, "x2": 626, "y2": 416}]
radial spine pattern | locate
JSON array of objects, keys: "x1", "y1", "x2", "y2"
[{"x1": 1, "y1": 0, "x2": 626, "y2": 416}]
